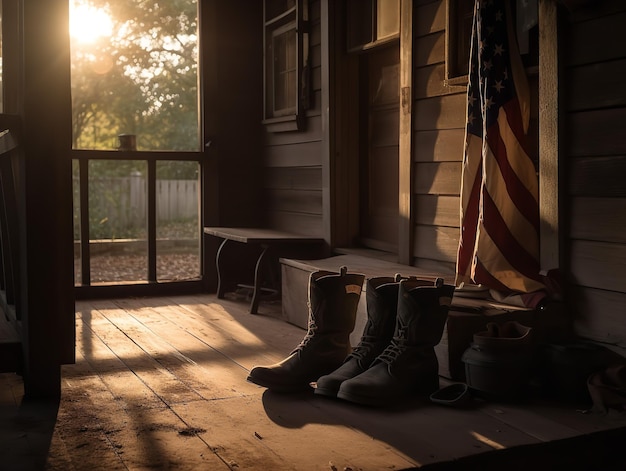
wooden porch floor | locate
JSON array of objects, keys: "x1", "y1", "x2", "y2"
[{"x1": 2, "y1": 294, "x2": 626, "y2": 470}]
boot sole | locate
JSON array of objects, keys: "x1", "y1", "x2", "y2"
[
  {"x1": 313, "y1": 386, "x2": 340, "y2": 398},
  {"x1": 337, "y1": 381, "x2": 440, "y2": 407},
  {"x1": 336, "y1": 389, "x2": 388, "y2": 406},
  {"x1": 246, "y1": 375, "x2": 312, "y2": 393}
]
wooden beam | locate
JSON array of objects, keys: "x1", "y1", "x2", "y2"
[
  {"x1": 21, "y1": 0, "x2": 75, "y2": 398},
  {"x1": 398, "y1": 0, "x2": 414, "y2": 265},
  {"x1": 320, "y1": 0, "x2": 331, "y2": 245},
  {"x1": 538, "y1": 0, "x2": 560, "y2": 272}
]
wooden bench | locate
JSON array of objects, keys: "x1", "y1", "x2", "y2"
[
  {"x1": 203, "y1": 227, "x2": 327, "y2": 314},
  {"x1": 280, "y1": 254, "x2": 548, "y2": 381}
]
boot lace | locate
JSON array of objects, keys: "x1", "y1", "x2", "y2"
[
  {"x1": 293, "y1": 320, "x2": 318, "y2": 352},
  {"x1": 376, "y1": 338, "x2": 407, "y2": 365},
  {"x1": 348, "y1": 335, "x2": 377, "y2": 360}
]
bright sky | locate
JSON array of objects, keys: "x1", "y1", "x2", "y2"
[{"x1": 69, "y1": 1, "x2": 113, "y2": 44}]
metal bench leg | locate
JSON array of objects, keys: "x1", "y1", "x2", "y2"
[
  {"x1": 215, "y1": 238, "x2": 230, "y2": 299},
  {"x1": 250, "y1": 245, "x2": 270, "y2": 314}
]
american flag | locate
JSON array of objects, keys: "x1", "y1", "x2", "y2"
[{"x1": 456, "y1": 0, "x2": 545, "y2": 296}]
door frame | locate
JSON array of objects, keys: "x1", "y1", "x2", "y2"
[{"x1": 321, "y1": 0, "x2": 413, "y2": 262}]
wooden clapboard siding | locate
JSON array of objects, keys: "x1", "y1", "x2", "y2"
[
  {"x1": 570, "y1": 197, "x2": 626, "y2": 243},
  {"x1": 266, "y1": 189, "x2": 323, "y2": 214},
  {"x1": 266, "y1": 211, "x2": 324, "y2": 238},
  {"x1": 412, "y1": 0, "x2": 464, "y2": 269},
  {"x1": 563, "y1": 1, "x2": 626, "y2": 353},
  {"x1": 414, "y1": 194, "x2": 460, "y2": 227},
  {"x1": 568, "y1": 58, "x2": 626, "y2": 111},
  {"x1": 263, "y1": 164, "x2": 324, "y2": 235},
  {"x1": 265, "y1": 166, "x2": 323, "y2": 190},
  {"x1": 569, "y1": 240, "x2": 626, "y2": 293},
  {"x1": 414, "y1": 93, "x2": 467, "y2": 130},
  {"x1": 262, "y1": 0, "x2": 324, "y2": 237},
  {"x1": 567, "y1": 109, "x2": 626, "y2": 157},
  {"x1": 569, "y1": 156, "x2": 626, "y2": 197},
  {"x1": 414, "y1": 161, "x2": 462, "y2": 196},
  {"x1": 415, "y1": 31, "x2": 445, "y2": 67},
  {"x1": 413, "y1": 225, "x2": 459, "y2": 265},
  {"x1": 414, "y1": 129, "x2": 465, "y2": 162},
  {"x1": 264, "y1": 142, "x2": 322, "y2": 168},
  {"x1": 564, "y1": 8, "x2": 626, "y2": 67},
  {"x1": 570, "y1": 288, "x2": 626, "y2": 349},
  {"x1": 415, "y1": 0, "x2": 446, "y2": 36}
]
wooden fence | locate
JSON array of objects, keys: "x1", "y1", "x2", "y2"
[{"x1": 74, "y1": 175, "x2": 198, "y2": 238}]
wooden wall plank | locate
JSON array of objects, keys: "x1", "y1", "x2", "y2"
[
  {"x1": 266, "y1": 211, "x2": 323, "y2": 237},
  {"x1": 569, "y1": 156, "x2": 626, "y2": 197},
  {"x1": 415, "y1": 93, "x2": 467, "y2": 130},
  {"x1": 563, "y1": 0, "x2": 626, "y2": 352},
  {"x1": 415, "y1": 63, "x2": 466, "y2": 98},
  {"x1": 567, "y1": 108, "x2": 626, "y2": 157},
  {"x1": 266, "y1": 189, "x2": 323, "y2": 214},
  {"x1": 568, "y1": 59, "x2": 626, "y2": 111},
  {"x1": 265, "y1": 166, "x2": 323, "y2": 190},
  {"x1": 565, "y1": 9, "x2": 626, "y2": 67},
  {"x1": 413, "y1": 224, "x2": 459, "y2": 263},
  {"x1": 265, "y1": 140, "x2": 323, "y2": 167},
  {"x1": 264, "y1": 117, "x2": 322, "y2": 146},
  {"x1": 570, "y1": 197, "x2": 626, "y2": 243},
  {"x1": 415, "y1": 31, "x2": 445, "y2": 67},
  {"x1": 414, "y1": 161, "x2": 461, "y2": 195},
  {"x1": 415, "y1": 0, "x2": 445, "y2": 37},
  {"x1": 414, "y1": 194, "x2": 459, "y2": 227},
  {"x1": 414, "y1": 129, "x2": 465, "y2": 162},
  {"x1": 569, "y1": 240, "x2": 626, "y2": 293},
  {"x1": 570, "y1": 287, "x2": 626, "y2": 348}
]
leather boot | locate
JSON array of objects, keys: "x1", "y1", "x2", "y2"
[
  {"x1": 336, "y1": 278, "x2": 454, "y2": 406},
  {"x1": 315, "y1": 275, "x2": 433, "y2": 397},
  {"x1": 247, "y1": 266, "x2": 365, "y2": 393}
]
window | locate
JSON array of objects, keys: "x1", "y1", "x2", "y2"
[
  {"x1": 347, "y1": 0, "x2": 400, "y2": 52},
  {"x1": 445, "y1": 0, "x2": 474, "y2": 84},
  {"x1": 263, "y1": 0, "x2": 310, "y2": 132}
]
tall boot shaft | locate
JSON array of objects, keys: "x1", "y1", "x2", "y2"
[
  {"x1": 314, "y1": 274, "x2": 430, "y2": 398},
  {"x1": 395, "y1": 277, "x2": 455, "y2": 348},
  {"x1": 336, "y1": 277, "x2": 455, "y2": 406},
  {"x1": 306, "y1": 267, "x2": 365, "y2": 336},
  {"x1": 247, "y1": 266, "x2": 364, "y2": 393}
]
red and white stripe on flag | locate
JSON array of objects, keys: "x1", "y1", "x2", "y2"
[{"x1": 456, "y1": 0, "x2": 544, "y2": 295}]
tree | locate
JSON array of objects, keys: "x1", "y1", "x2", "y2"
[{"x1": 70, "y1": 0, "x2": 200, "y2": 154}]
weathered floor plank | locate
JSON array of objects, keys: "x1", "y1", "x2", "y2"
[{"x1": 1, "y1": 294, "x2": 626, "y2": 470}]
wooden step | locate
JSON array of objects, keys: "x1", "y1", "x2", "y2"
[
  {"x1": 279, "y1": 253, "x2": 543, "y2": 381},
  {"x1": 279, "y1": 254, "x2": 456, "y2": 341}
]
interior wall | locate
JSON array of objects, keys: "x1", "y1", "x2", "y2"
[
  {"x1": 562, "y1": 0, "x2": 626, "y2": 352},
  {"x1": 262, "y1": 0, "x2": 325, "y2": 238}
]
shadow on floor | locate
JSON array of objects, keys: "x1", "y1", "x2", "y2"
[
  {"x1": 0, "y1": 373, "x2": 60, "y2": 470},
  {"x1": 260, "y1": 387, "x2": 626, "y2": 471}
]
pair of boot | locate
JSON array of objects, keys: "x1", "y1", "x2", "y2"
[{"x1": 246, "y1": 267, "x2": 455, "y2": 407}]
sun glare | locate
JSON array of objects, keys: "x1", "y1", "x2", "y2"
[{"x1": 70, "y1": 2, "x2": 113, "y2": 44}]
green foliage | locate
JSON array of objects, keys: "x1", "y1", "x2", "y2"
[{"x1": 70, "y1": 0, "x2": 200, "y2": 152}]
